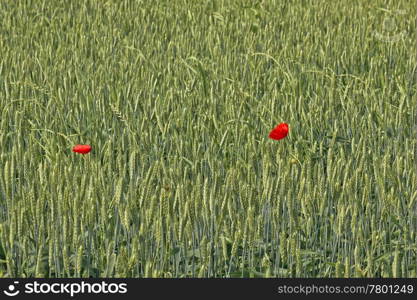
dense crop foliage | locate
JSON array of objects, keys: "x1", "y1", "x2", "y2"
[{"x1": 0, "y1": 0, "x2": 415, "y2": 277}]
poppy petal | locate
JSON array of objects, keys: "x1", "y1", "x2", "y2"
[
  {"x1": 268, "y1": 123, "x2": 289, "y2": 140},
  {"x1": 72, "y1": 144, "x2": 92, "y2": 154}
]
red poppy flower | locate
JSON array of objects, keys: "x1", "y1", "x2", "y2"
[
  {"x1": 268, "y1": 123, "x2": 289, "y2": 140},
  {"x1": 72, "y1": 144, "x2": 92, "y2": 154}
]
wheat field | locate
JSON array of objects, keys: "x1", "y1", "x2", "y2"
[{"x1": 0, "y1": 0, "x2": 416, "y2": 277}]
